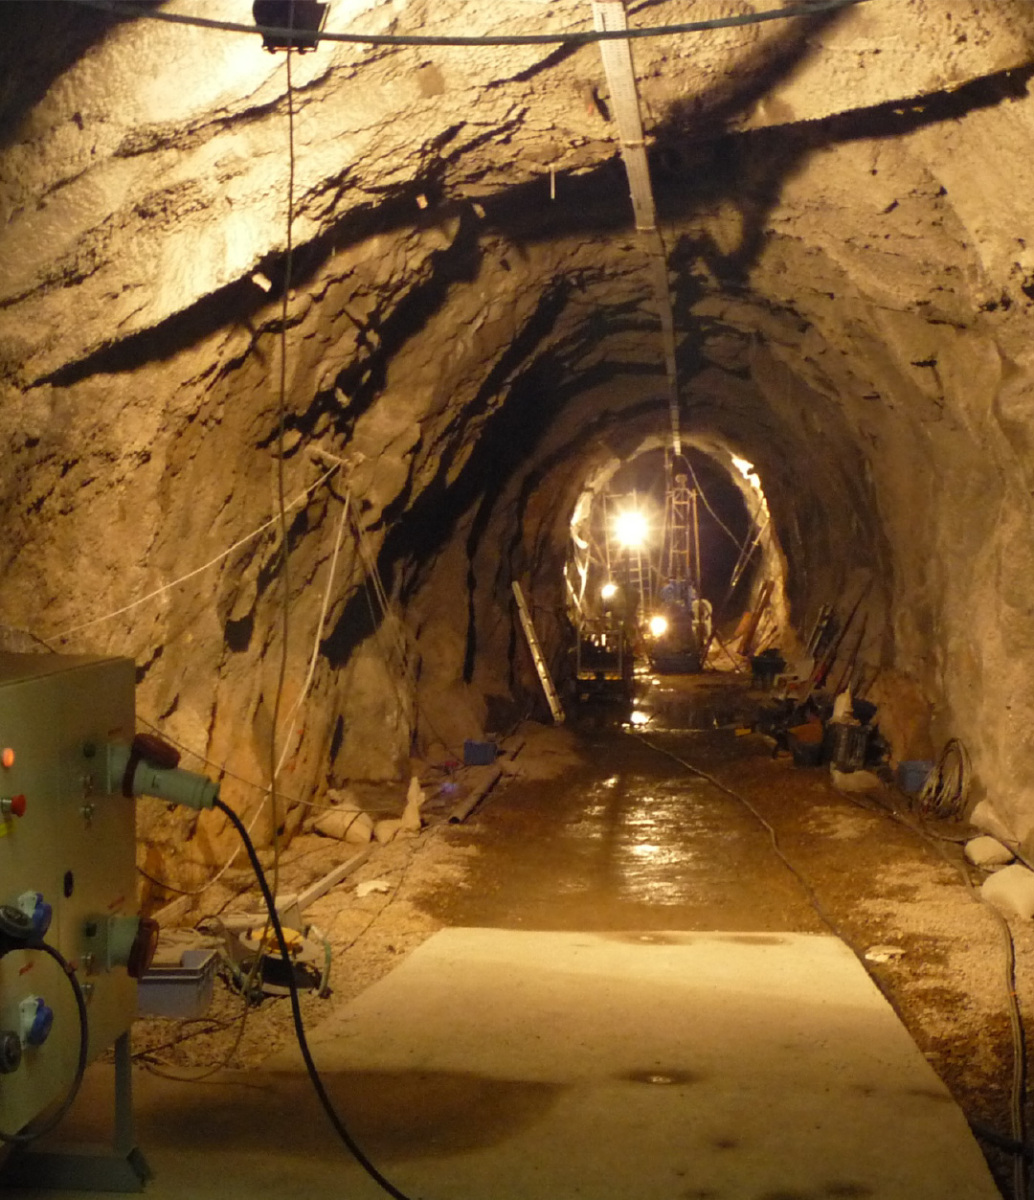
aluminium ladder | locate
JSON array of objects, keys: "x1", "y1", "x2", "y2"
[{"x1": 512, "y1": 581, "x2": 565, "y2": 725}]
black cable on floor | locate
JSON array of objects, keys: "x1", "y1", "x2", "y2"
[
  {"x1": 0, "y1": 942, "x2": 89, "y2": 1144},
  {"x1": 632, "y1": 732, "x2": 850, "y2": 941},
  {"x1": 214, "y1": 798, "x2": 419, "y2": 1200}
]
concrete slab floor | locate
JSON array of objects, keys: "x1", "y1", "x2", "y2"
[{"x1": 2, "y1": 929, "x2": 1001, "y2": 1200}]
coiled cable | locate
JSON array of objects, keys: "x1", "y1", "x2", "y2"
[
  {"x1": 0, "y1": 941, "x2": 89, "y2": 1144},
  {"x1": 916, "y1": 738, "x2": 972, "y2": 821}
]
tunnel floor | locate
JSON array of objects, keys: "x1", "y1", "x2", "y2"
[{"x1": 3, "y1": 675, "x2": 1027, "y2": 1199}]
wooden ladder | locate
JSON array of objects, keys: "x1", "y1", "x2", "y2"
[{"x1": 512, "y1": 581, "x2": 565, "y2": 725}]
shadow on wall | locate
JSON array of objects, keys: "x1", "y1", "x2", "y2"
[{"x1": 0, "y1": 5, "x2": 130, "y2": 150}]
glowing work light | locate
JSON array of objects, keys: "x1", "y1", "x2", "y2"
[{"x1": 614, "y1": 510, "x2": 648, "y2": 549}]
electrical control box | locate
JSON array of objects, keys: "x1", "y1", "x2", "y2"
[{"x1": 0, "y1": 652, "x2": 140, "y2": 1136}]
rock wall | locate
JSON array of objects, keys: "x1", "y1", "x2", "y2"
[{"x1": 3, "y1": 0, "x2": 1034, "y2": 875}]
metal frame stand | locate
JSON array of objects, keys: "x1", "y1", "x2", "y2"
[{"x1": 0, "y1": 1034, "x2": 152, "y2": 1192}]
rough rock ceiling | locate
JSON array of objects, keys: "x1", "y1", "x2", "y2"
[{"x1": 3, "y1": 0, "x2": 1034, "y2": 871}]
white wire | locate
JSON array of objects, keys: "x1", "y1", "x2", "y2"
[
  {"x1": 52, "y1": 463, "x2": 341, "y2": 641},
  {"x1": 275, "y1": 491, "x2": 351, "y2": 778},
  {"x1": 136, "y1": 492, "x2": 356, "y2": 901}
]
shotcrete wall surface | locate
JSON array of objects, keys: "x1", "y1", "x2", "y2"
[{"x1": 3, "y1": 0, "x2": 1034, "y2": 875}]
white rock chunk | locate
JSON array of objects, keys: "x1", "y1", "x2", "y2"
[
  {"x1": 400, "y1": 774, "x2": 426, "y2": 832},
  {"x1": 864, "y1": 945, "x2": 905, "y2": 963},
  {"x1": 313, "y1": 805, "x2": 373, "y2": 843},
  {"x1": 969, "y1": 800, "x2": 1015, "y2": 844},
  {"x1": 374, "y1": 818, "x2": 403, "y2": 844},
  {"x1": 356, "y1": 879, "x2": 391, "y2": 898},
  {"x1": 981, "y1": 863, "x2": 1034, "y2": 919},
  {"x1": 964, "y1": 835, "x2": 1015, "y2": 869}
]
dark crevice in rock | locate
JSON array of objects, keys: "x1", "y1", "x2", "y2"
[
  {"x1": 327, "y1": 713, "x2": 344, "y2": 772},
  {"x1": 135, "y1": 643, "x2": 164, "y2": 685},
  {"x1": 321, "y1": 213, "x2": 483, "y2": 433},
  {"x1": 320, "y1": 578, "x2": 379, "y2": 670},
  {"x1": 224, "y1": 613, "x2": 255, "y2": 654},
  {"x1": 485, "y1": 41, "x2": 585, "y2": 88},
  {"x1": 34, "y1": 273, "x2": 270, "y2": 386},
  {"x1": 462, "y1": 556, "x2": 478, "y2": 684},
  {"x1": 254, "y1": 506, "x2": 311, "y2": 601}
]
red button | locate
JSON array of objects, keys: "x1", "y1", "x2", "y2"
[{"x1": 2, "y1": 795, "x2": 26, "y2": 818}]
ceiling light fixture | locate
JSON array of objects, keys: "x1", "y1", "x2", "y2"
[{"x1": 252, "y1": 0, "x2": 328, "y2": 52}]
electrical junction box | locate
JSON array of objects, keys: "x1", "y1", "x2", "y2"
[{"x1": 0, "y1": 652, "x2": 139, "y2": 1137}]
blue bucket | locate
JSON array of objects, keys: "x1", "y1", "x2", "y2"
[
  {"x1": 463, "y1": 739, "x2": 497, "y2": 766},
  {"x1": 897, "y1": 759, "x2": 934, "y2": 794}
]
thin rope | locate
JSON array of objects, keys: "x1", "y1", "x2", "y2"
[{"x1": 275, "y1": 492, "x2": 351, "y2": 778}]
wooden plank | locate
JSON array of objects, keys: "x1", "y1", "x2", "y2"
[
  {"x1": 152, "y1": 894, "x2": 192, "y2": 927},
  {"x1": 297, "y1": 848, "x2": 372, "y2": 909}
]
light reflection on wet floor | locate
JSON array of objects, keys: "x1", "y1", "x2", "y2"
[
  {"x1": 559, "y1": 771, "x2": 743, "y2": 906},
  {"x1": 425, "y1": 676, "x2": 819, "y2": 933}
]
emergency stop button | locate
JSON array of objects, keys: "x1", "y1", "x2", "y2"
[{"x1": 1, "y1": 796, "x2": 26, "y2": 818}]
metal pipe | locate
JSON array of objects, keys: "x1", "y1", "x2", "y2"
[{"x1": 449, "y1": 767, "x2": 503, "y2": 824}]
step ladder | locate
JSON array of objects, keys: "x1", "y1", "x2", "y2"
[{"x1": 512, "y1": 581, "x2": 565, "y2": 725}]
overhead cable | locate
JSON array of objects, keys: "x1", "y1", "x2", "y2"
[{"x1": 72, "y1": 0, "x2": 872, "y2": 49}]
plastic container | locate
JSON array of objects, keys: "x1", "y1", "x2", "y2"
[
  {"x1": 788, "y1": 730, "x2": 824, "y2": 767},
  {"x1": 463, "y1": 740, "x2": 497, "y2": 766},
  {"x1": 750, "y1": 652, "x2": 786, "y2": 691},
  {"x1": 137, "y1": 949, "x2": 218, "y2": 1019},
  {"x1": 831, "y1": 722, "x2": 870, "y2": 771},
  {"x1": 897, "y1": 759, "x2": 935, "y2": 795}
]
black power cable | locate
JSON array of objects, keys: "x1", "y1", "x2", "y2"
[
  {"x1": 71, "y1": 0, "x2": 872, "y2": 49},
  {"x1": 213, "y1": 797, "x2": 418, "y2": 1200},
  {"x1": 0, "y1": 941, "x2": 89, "y2": 1145}
]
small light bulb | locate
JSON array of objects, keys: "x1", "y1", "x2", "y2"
[{"x1": 648, "y1": 615, "x2": 668, "y2": 637}]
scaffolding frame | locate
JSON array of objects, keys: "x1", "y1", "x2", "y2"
[{"x1": 662, "y1": 470, "x2": 701, "y2": 600}]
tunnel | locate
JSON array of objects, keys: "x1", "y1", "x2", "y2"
[
  {"x1": 5, "y1": 0, "x2": 1034, "y2": 862},
  {"x1": 2, "y1": 0, "x2": 1034, "y2": 1194}
]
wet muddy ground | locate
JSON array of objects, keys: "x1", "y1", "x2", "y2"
[{"x1": 138, "y1": 673, "x2": 1031, "y2": 1199}]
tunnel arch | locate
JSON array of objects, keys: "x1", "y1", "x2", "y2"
[{"x1": 5, "y1": 0, "x2": 1034, "y2": 880}]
